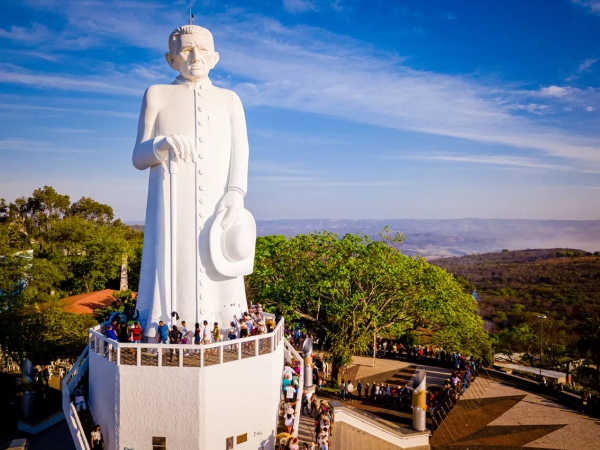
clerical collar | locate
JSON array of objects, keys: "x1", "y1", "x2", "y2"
[{"x1": 173, "y1": 75, "x2": 213, "y2": 90}]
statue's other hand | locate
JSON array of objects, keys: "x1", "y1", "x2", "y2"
[
  {"x1": 217, "y1": 190, "x2": 244, "y2": 229},
  {"x1": 156, "y1": 134, "x2": 191, "y2": 162}
]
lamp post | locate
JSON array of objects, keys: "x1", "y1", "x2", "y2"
[{"x1": 537, "y1": 315, "x2": 547, "y2": 378}]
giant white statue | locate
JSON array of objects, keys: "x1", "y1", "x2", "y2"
[{"x1": 132, "y1": 24, "x2": 256, "y2": 338}]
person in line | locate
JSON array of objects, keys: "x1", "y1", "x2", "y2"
[
  {"x1": 301, "y1": 390, "x2": 310, "y2": 415},
  {"x1": 43, "y1": 366, "x2": 50, "y2": 386},
  {"x1": 157, "y1": 320, "x2": 169, "y2": 344},
  {"x1": 284, "y1": 407, "x2": 295, "y2": 434},
  {"x1": 289, "y1": 437, "x2": 300, "y2": 450},
  {"x1": 73, "y1": 384, "x2": 86, "y2": 411},
  {"x1": 357, "y1": 380, "x2": 362, "y2": 399},
  {"x1": 347, "y1": 380, "x2": 354, "y2": 402},
  {"x1": 194, "y1": 322, "x2": 201, "y2": 353},
  {"x1": 213, "y1": 322, "x2": 221, "y2": 343},
  {"x1": 90, "y1": 424, "x2": 103, "y2": 449},
  {"x1": 169, "y1": 325, "x2": 182, "y2": 361},
  {"x1": 105, "y1": 325, "x2": 118, "y2": 341},
  {"x1": 364, "y1": 382, "x2": 370, "y2": 401},
  {"x1": 130, "y1": 322, "x2": 142, "y2": 343},
  {"x1": 202, "y1": 320, "x2": 212, "y2": 356}
]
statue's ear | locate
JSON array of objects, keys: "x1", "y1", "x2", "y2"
[
  {"x1": 165, "y1": 52, "x2": 177, "y2": 70},
  {"x1": 211, "y1": 52, "x2": 220, "y2": 68}
]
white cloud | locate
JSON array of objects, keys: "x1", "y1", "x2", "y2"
[
  {"x1": 283, "y1": 0, "x2": 317, "y2": 13},
  {"x1": 509, "y1": 103, "x2": 551, "y2": 114},
  {"x1": 0, "y1": 63, "x2": 142, "y2": 96},
  {"x1": 6, "y1": 1, "x2": 600, "y2": 170},
  {"x1": 578, "y1": 57, "x2": 598, "y2": 72},
  {"x1": 535, "y1": 85, "x2": 573, "y2": 97},
  {"x1": 571, "y1": 0, "x2": 600, "y2": 15},
  {"x1": 392, "y1": 153, "x2": 600, "y2": 173},
  {"x1": 0, "y1": 22, "x2": 53, "y2": 43},
  {"x1": 0, "y1": 102, "x2": 138, "y2": 119},
  {"x1": 0, "y1": 137, "x2": 80, "y2": 153},
  {"x1": 586, "y1": 106, "x2": 595, "y2": 111}
]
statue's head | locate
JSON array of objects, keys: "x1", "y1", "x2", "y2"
[{"x1": 166, "y1": 25, "x2": 219, "y2": 81}]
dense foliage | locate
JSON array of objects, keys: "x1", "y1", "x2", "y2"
[
  {"x1": 433, "y1": 248, "x2": 600, "y2": 330},
  {"x1": 0, "y1": 187, "x2": 143, "y2": 363},
  {"x1": 246, "y1": 229, "x2": 491, "y2": 380},
  {"x1": 433, "y1": 249, "x2": 600, "y2": 388}
]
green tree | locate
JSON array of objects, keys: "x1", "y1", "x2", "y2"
[
  {"x1": 577, "y1": 313, "x2": 600, "y2": 389},
  {"x1": 45, "y1": 216, "x2": 129, "y2": 293},
  {"x1": 246, "y1": 229, "x2": 490, "y2": 382}
]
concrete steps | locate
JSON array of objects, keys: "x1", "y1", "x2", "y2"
[{"x1": 333, "y1": 422, "x2": 404, "y2": 449}]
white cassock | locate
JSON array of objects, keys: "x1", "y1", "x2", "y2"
[{"x1": 132, "y1": 76, "x2": 248, "y2": 338}]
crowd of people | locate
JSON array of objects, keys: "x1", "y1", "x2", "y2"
[
  {"x1": 338, "y1": 379, "x2": 414, "y2": 407},
  {"x1": 279, "y1": 361, "x2": 333, "y2": 449},
  {"x1": 103, "y1": 303, "x2": 276, "y2": 354}
]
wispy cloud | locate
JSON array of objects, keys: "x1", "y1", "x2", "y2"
[
  {"x1": 50, "y1": 127, "x2": 96, "y2": 133},
  {"x1": 571, "y1": 0, "x2": 600, "y2": 16},
  {"x1": 0, "y1": 102, "x2": 138, "y2": 119},
  {"x1": 0, "y1": 137, "x2": 80, "y2": 153},
  {"x1": 0, "y1": 22, "x2": 53, "y2": 43},
  {"x1": 252, "y1": 175, "x2": 403, "y2": 187},
  {"x1": 391, "y1": 153, "x2": 600, "y2": 173},
  {"x1": 10, "y1": 1, "x2": 600, "y2": 170},
  {"x1": 0, "y1": 64, "x2": 142, "y2": 96},
  {"x1": 283, "y1": 0, "x2": 317, "y2": 13},
  {"x1": 578, "y1": 57, "x2": 598, "y2": 72}
]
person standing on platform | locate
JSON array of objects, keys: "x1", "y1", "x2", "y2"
[
  {"x1": 157, "y1": 321, "x2": 169, "y2": 344},
  {"x1": 347, "y1": 381, "x2": 354, "y2": 402},
  {"x1": 90, "y1": 425, "x2": 103, "y2": 449},
  {"x1": 357, "y1": 380, "x2": 362, "y2": 399}
]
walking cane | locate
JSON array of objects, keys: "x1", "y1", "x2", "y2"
[{"x1": 168, "y1": 151, "x2": 178, "y2": 328}]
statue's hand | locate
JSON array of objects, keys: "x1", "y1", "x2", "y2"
[
  {"x1": 217, "y1": 190, "x2": 244, "y2": 229},
  {"x1": 155, "y1": 134, "x2": 193, "y2": 162}
]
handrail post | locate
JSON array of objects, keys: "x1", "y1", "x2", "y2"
[
  {"x1": 219, "y1": 345, "x2": 223, "y2": 364},
  {"x1": 116, "y1": 344, "x2": 121, "y2": 365},
  {"x1": 158, "y1": 347, "x2": 163, "y2": 367},
  {"x1": 255, "y1": 337, "x2": 259, "y2": 357},
  {"x1": 137, "y1": 346, "x2": 142, "y2": 366},
  {"x1": 200, "y1": 348, "x2": 204, "y2": 367},
  {"x1": 179, "y1": 348, "x2": 184, "y2": 367}
]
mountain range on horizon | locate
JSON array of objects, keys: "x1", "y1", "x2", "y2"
[{"x1": 126, "y1": 218, "x2": 600, "y2": 258}]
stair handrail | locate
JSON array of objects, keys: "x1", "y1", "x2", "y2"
[
  {"x1": 283, "y1": 338, "x2": 304, "y2": 437},
  {"x1": 62, "y1": 345, "x2": 92, "y2": 450}
]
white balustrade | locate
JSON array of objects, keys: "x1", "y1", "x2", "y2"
[{"x1": 89, "y1": 316, "x2": 285, "y2": 368}]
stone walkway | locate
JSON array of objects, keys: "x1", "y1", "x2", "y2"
[{"x1": 431, "y1": 378, "x2": 600, "y2": 449}]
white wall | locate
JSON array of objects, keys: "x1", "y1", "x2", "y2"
[
  {"x1": 93, "y1": 344, "x2": 284, "y2": 450},
  {"x1": 89, "y1": 350, "x2": 117, "y2": 449},
  {"x1": 201, "y1": 343, "x2": 283, "y2": 449}
]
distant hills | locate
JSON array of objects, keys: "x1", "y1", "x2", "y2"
[
  {"x1": 126, "y1": 218, "x2": 600, "y2": 258},
  {"x1": 432, "y1": 248, "x2": 600, "y2": 331},
  {"x1": 254, "y1": 219, "x2": 600, "y2": 258}
]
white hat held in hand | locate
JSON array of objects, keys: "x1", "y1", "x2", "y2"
[{"x1": 210, "y1": 208, "x2": 256, "y2": 277}]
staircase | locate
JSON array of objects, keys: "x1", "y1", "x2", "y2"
[{"x1": 334, "y1": 422, "x2": 417, "y2": 450}]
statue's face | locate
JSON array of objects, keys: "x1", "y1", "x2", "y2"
[{"x1": 165, "y1": 33, "x2": 219, "y2": 81}]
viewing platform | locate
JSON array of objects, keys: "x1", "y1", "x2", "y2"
[{"x1": 64, "y1": 315, "x2": 288, "y2": 450}]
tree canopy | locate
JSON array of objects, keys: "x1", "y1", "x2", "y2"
[
  {"x1": 0, "y1": 186, "x2": 143, "y2": 363},
  {"x1": 246, "y1": 229, "x2": 490, "y2": 379}
]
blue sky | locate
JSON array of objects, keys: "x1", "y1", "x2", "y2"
[{"x1": 0, "y1": 0, "x2": 599, "y2": 221}]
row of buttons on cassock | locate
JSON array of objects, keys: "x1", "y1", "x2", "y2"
[{"x1": 196, "y1": 86, "x2": 207, "y2": 302}]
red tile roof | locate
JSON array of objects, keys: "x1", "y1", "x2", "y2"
[{"x1": 60, "y1": 289, "x2": 118, "y2": 315}]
